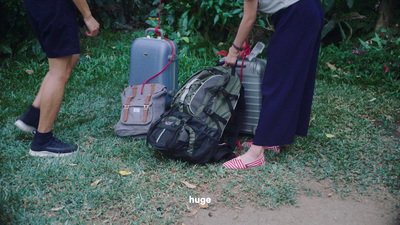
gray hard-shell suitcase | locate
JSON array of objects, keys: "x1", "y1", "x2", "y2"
[
  {"x1": 236, "y1": 57, "x2": 266, "y2": 135},
  {"x1": 128, "y1": 28, "x2": 178, "y2": 107},
  {"x1": 219, "y1": 56, "x2": 266, "y2": 135}
]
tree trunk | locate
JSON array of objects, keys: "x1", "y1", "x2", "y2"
[{"x1": 375, "y1": 0, "x2": 396, "y2": 30}]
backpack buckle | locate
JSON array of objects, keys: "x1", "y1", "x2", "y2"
[{"x1": 204, "y1": 108, "x2": 213, "y2": 116}]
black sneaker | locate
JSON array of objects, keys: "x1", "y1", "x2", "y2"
[
  {"x1": 15, "y1": 105, "x2": 40, "y2": 133},
  {"x1": 30, "y1": 135, "x2": 78, "y2": 157}
]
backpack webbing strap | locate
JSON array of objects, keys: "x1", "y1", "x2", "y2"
[
  {"x1": 179, "y1": 78, "x2": 197, "y2": 111},
  {"x1": 132, "y1": 85, "x2": 138, "y2": 98},
  {"x1": 123, "y1": 85, "x2": 138, "y2": 122},
  {"x1": 213, "y1": 144, "x2": 235, "y2": 162},
  {"x1": 143, "y1": 83, "x2": 156, "y2": 122},
  {"x1": 223, "y1": 86, "x2": 245, "y2": 155},
  {"x1": 204, "y1": 107, "x2": 226, "y2": 134},
  {"x1": 219, "y1": 88, "x2": 239, "y2": 115}
]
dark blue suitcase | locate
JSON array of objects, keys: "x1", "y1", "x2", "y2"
[{"x1": 128, "y1": 28, "x2": 179, "y2": 107}]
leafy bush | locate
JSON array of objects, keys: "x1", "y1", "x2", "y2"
[
  {"x1": 86, "y1": 0, "x2": 154, "y2": 30},
  {"x1": 145, "y1": 0, "x2": 273, "y2": 53},
  {"x1": 321, "y1": 0, "x2": 381, "y2": 44},
  {"x1": 318, "y1": 28, "x2": 400, "y2": 96},
  {"x1": 146, "y1": 0, "x2": 242, "y2": 40},
  {"x1": 0, "y1": 0, "x2": 35, "y2": 63},
  {"x1": 0, "y1": 0, "x2": 154, "y2": 65}
]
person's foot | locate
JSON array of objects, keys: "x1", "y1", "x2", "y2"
[
  {"x1": 15, "y1": 105, "x2": 40, "y2": 133},
  {"x1": 30, "y1": 131, "x2": 78, "y2": 157},
  {"x1": 223, "y1": 155, "x2": 265, "y2": 170},
  {"x1": 223, "y1": 144, "x2": 265, "y2": 170}
]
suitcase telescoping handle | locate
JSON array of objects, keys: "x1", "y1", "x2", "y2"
[
  {"x1": 145, "y1": 28, "x2": 164, "y2": 39},
  {"x1": 216, "y1": 59, "x2": 237, "y2": 76}
]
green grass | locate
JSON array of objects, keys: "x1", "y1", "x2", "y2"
[{"x1": 1, "y1": 30, "x2": 399, "y2": 224}]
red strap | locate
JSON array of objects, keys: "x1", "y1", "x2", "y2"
[
  {"x1": 217, "y1": 41, "x2": 251, "y2": 82},
  {"x1": 217, "y1": 50, "x2": 228, "y2": 56},
  {"x1": 155, "y1": 0, "x2": 162, "y2": 35},
  {"x1": 236, "y1": 139, "x2": 242, "y2": 157},
  {"x1": 140, "y1": 0, "x2": 175, "y2": 95},
  {"x1": 239, "y1": 41, "x2": 251, "y2": 82}
]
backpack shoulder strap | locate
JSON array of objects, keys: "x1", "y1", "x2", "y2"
[
  {"x1": 212, "y1": 144, "x2": 235, "y2": 162},
  {"x1": 143, "y1": 83, "x2": 156, "y2": 122},
  {"x1": 123, "y1": 85, "x2": 138, "y2": 122}
]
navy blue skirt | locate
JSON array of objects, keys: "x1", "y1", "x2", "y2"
[
  {"x1": 253, "y1": 0, "x2": 324, "y2": 146},
  {"x1": 24, "y1": 0, "x2": 80, "y2": 58}
]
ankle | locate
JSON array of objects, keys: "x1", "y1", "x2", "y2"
[
  {"x1": 32, "y1": 130, "x2": 53, "y2": 146},
  {"x1": 30, "y1": 104, "x2": 40, "y2": 111},
  {"x1": 247, "y1": 145, "x2": 264, "y2": 158}
]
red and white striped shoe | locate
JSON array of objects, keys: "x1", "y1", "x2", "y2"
[{"x1": 223, "y1": 156, "x2": 265, "y2": 170}]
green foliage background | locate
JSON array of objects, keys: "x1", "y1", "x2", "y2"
[
  {"x1": 1, "y1": 0, "x2": 399, "y2": 54},
  {"x1": 0, "y1": 0, "x2": 399, "y2": 94}
]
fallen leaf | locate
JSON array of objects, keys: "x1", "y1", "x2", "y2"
[
  {"x1": 328, "y1": 192, "x2": 333, "y2": 197},
  {"x1": 25, "y1": 69, "x2": 34, "y2": 74},
  {"x1": 51, "y1": 206, "x2": 65, "y2": 211},
  {"x1": 119, "y1": 171, "x2": 132, "y2": 176},
  {"x1": 181, "y1": 180, "x2": 197, "y2": 189},
  {"x1": 199, "y1": 202, "x2": 209, "y2": 209},
  {"x1": 112, "y1": 46, "x2": 116, "y2": 49},
  {"x1": 186, "y1": 204, "x2": 197, "y2": 216},
  {"x1": 190, "y1": 209, "x2": 198, "y2": 216},
  {"x1": 90, "y1": 179, "x2": 102, "y2": 187},
  {"x1": 326, "y1": 134, "x2": 335, "y2": 138},
  {"x1": 326, "y1": 62, "x2": 337, "y2": 71}
]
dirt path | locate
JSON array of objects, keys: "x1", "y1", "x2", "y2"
[
  {"x1": 181, "y1": 180, "x2": 400, "y2": 225},
  {"x1": 181, "y1": 194, "x2": 399, "y2": 225}
]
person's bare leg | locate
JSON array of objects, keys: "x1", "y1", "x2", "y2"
[
  {"x1": 28, "y1": 55, "x2": 79, "y2": 157},
  {"x1": 32, "y1": 54, "x2": 79, "y2": 109},
  {"x1": 37, "y1": 55, "x2": 73, "y2": 132},
  {"x1": 15, "y1": 54, "x2": 79, "y2": 133}
]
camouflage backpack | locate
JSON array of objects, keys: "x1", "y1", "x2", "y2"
[{"x1": 147, "y1": 65, "x2": 244, "y2": 163}]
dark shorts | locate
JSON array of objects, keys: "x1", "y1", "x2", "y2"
[{"x1": 24, "y1": 0, "x2": 80, "y2": 58}]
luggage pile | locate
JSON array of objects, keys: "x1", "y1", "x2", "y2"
[
  {"x1": 114, "y1": 28, "x2": 266, "y2": 164},
  {"x1": 114, "y1": 28, "x2": 178, "y2": 138}
]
